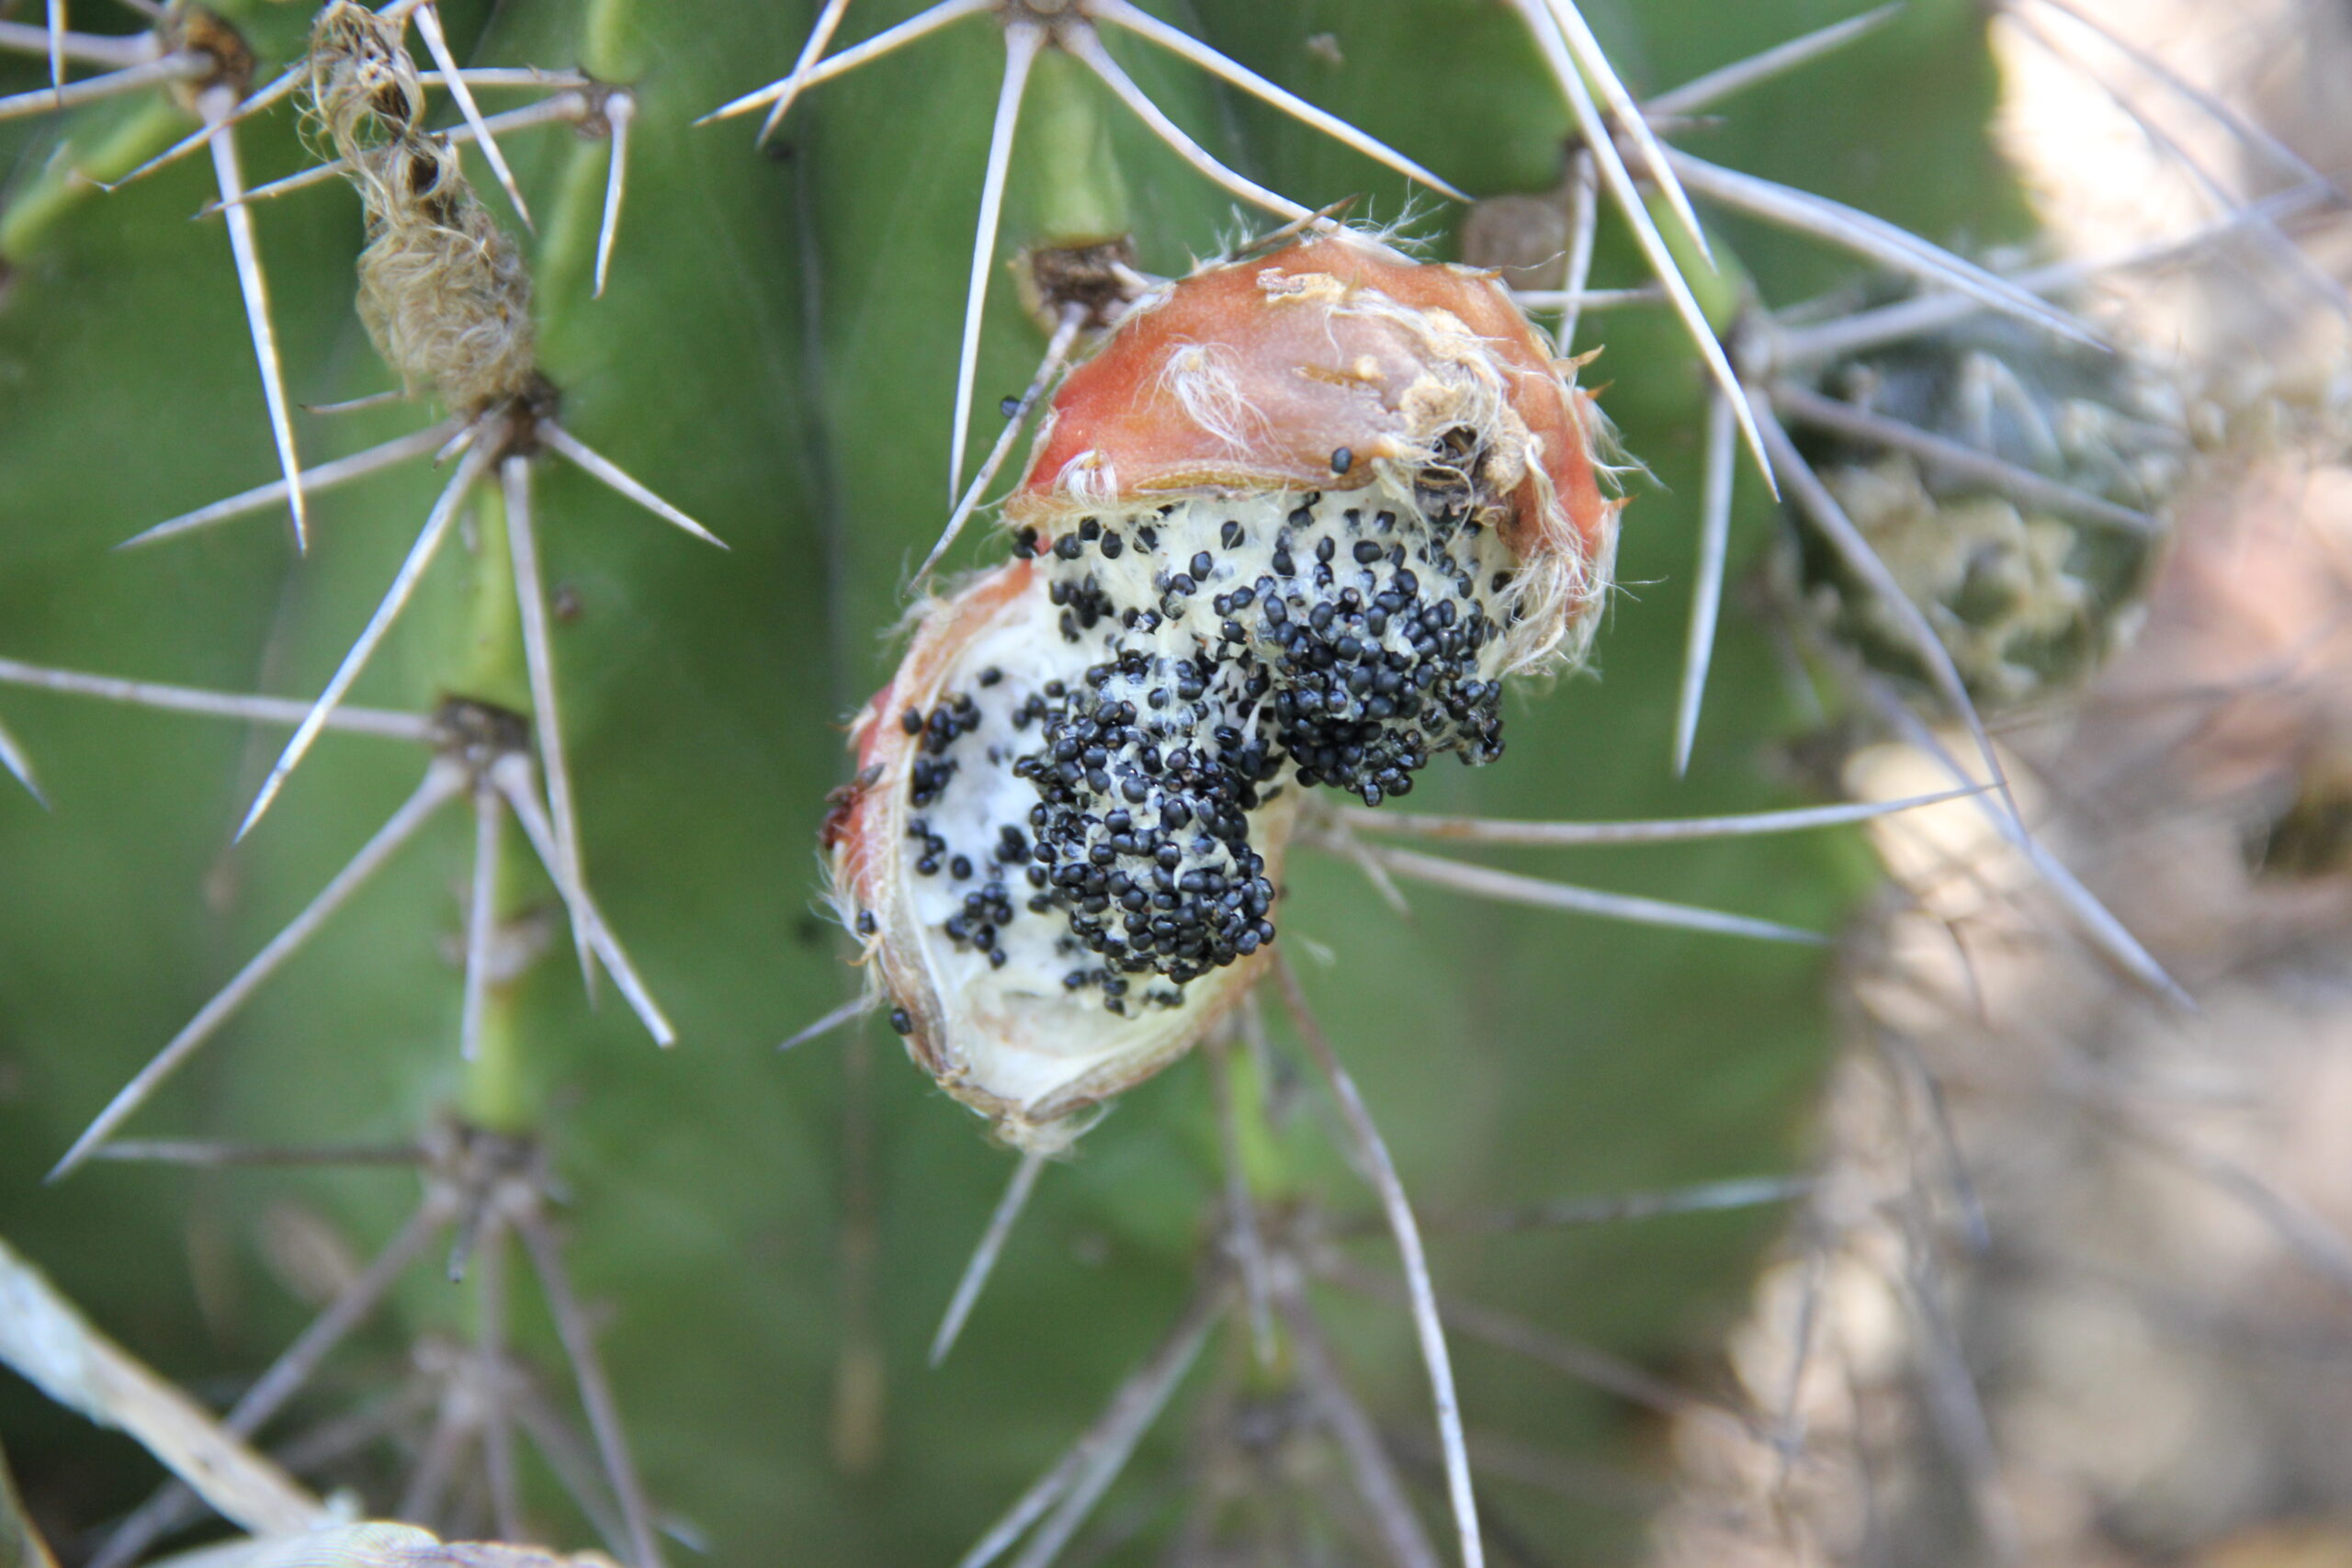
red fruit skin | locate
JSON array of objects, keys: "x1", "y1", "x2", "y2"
[{"x1": 1012, "y1": 231, "x2": 1615, "y2": 576}]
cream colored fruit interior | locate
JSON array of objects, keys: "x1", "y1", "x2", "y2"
[{"x1": 877, "y1": 573, "x2": 1277, "y2": 1128}]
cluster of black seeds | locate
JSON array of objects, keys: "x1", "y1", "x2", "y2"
[
  {"x1": 1240, "y1": 497, "x2": 1507, "y2": 802},
  {"x1": 1014, "y1": 671, "x2": 1283, "y2": 987},
  {"x1": 900, "y1": 441, "x2": 1526, "y2": 1011},
  {"x1": 902, "y1": 693, "x2": 981, "y2": 808}
]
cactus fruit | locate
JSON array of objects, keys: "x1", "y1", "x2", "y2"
[{"x1": 830, "y1": 231, "x2": 1620, "y2": 1148}]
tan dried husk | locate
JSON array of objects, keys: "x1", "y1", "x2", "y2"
[
  {"x1": 305, "y1": 2, "x2": 536, "y2": 413},
  {"x1": 348, "y1": 140, "x2": 537, "y2": 412}
]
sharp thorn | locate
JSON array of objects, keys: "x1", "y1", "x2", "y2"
[
  {"x1": 1067, "y1": 24, "x2": 1315, "y2": 229},
  {"x1": 412, "y1": 2, "x2": 534, "y2": 231},
  {"x1": 1554, "y1": 151, "x2": 1599, "y2": 350},
  {"x1": 118, "y1": 421, "x2": 458, "y2": 551},
  {"x1": 700, "y1": 0, "x2": 990, "y2": 127},
  {"x1": 0, "y1": 50, "x2": 200, "y2": 119},
  {"x1": 1332, "y1": 786, "x2": 1988, "y2": 848},
  {"x1": 1091, "y1": 0, "x2": 1469, "y2": 202},
  {"x1": 235, "y1": 445, "x2": 489, "y2": 841},
  {"x1": 1273, "y1": 954, "x2": 1486, "y2": 1568},
  {"x1": 1673, "y1": 389, "x2": 1736, "y2": 775},
  {"x1": 963, "y1": 1285, "x2": 1226, "y2": 1568},
  {"x1": 539, "y1": 422, "x2": 727, "y2": 548},
  {"x1": 50, "y1": 763, "x2": 463, "y2": 1181},
  {"x1": 80, "y1": 1192, "x2": 458, "y2": 1568},
  {"x1": 1665, "y1": 147, "x2": 2105, "y2": 349},
  {"x1": 459, "y1": 777, "x2": 503, "y2": 1063},
  {"x1": 1750, "y1": 395, "x2": 2025, "y2": 829},
  {"x1": 493, "y1": 755, "x2": 676, "y2": 1044},
  {"x1": 929, "y1": 1148, "x2": 1048, "y2": 1368},
  {"x1": 1648, "y1": 3, "x2": 1907, "y2": 117},
  {"x1": 593, "y1": 90, "x2": 634, "y2": 298},
  {"x1": 948, "y1": 21, "x2": 1042, "y2": 503},
  {"x1": 0, "y1": 14, "x2": 157, "y2": 70},
  {"x1": 918, "y1": 306, "x2": 1081, "y2": 585},
  {"x1": 0, "y1": 655, "x2": 437, "y2": 741},
  {"x1": 776, "y1": 993, "x2": 873, "y2": 1052},
  {"x1": 515, "y1": 1213, "x2": 666, "y2": 1568},
  {"x1": 1770, "y1": 379, "x2": 2159, "y2": 534},
  {"x1": 1446, "y1": 1173, "x2": 1817, "y2": 1233},
  {"x1": 1370, "y1": 843, "x2": 1828, "y2": 943},
  {"x1": 754, "y1": 0, "x2": 854, "y2": 143},
  {"x1": 93, "y1": 64, "x2": 300, "y2": 190},
  {"x1": 503, "y1": 454, "x2": 595, "y2": 993},
  {"x1": 201, "y1": 92, "x2": 309, "y2": 551},
  {"x1": 1515, "y1": 6, "x2": 1777, "y2": 493},
  {"x1": 1542, "y1": 0, "x2": 1713, "y2": 262},
  {"x1": 205, "y1": 94, "x2": 589, "y2": 217}
]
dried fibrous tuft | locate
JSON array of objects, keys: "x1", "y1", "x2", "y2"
[
  {"x1": 348, "y1": 138, "x2": 537, "y2": 412},
  {"x1": 829, "y1": 230, "x2": 1623, "y2": 1148},
  {"x1": 306, "y1": 2, "x2": 537, "y2": 414},
  {"x1": 304, "y1": 2, "x2": 424, "y2": 157}
]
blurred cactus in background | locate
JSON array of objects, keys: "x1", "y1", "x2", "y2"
[{"x1": 1, "y1": 2, "x2": 2346, "y2": 1566}]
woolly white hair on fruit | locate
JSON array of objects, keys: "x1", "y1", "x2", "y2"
[{"x1": 828, "y1": 231, "x2": 1624, "y2": 1150}]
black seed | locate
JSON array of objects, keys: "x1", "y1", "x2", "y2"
[
  {"x1": 855, "y1": 910, "x2": 877, "y2": 935},
  {"x1": 1352, "y1": 539, "x2": 1384, "y2": 564},
  {"x1": 1191, "y1": 551, "x2": 1214, "y2": 580},
  {"x1": 1054, "y1": 533, "x2": 1083, "y2": 560},
  {"x1": 900, "y1": 707, "x2": 923, "y2": 734},
  {"x1": 888, "y1": 1008, "x2": 913, "y2": 1034},
  {"x1": 1330, "y1": 446, "x2": 1352, "y2": 475}
]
